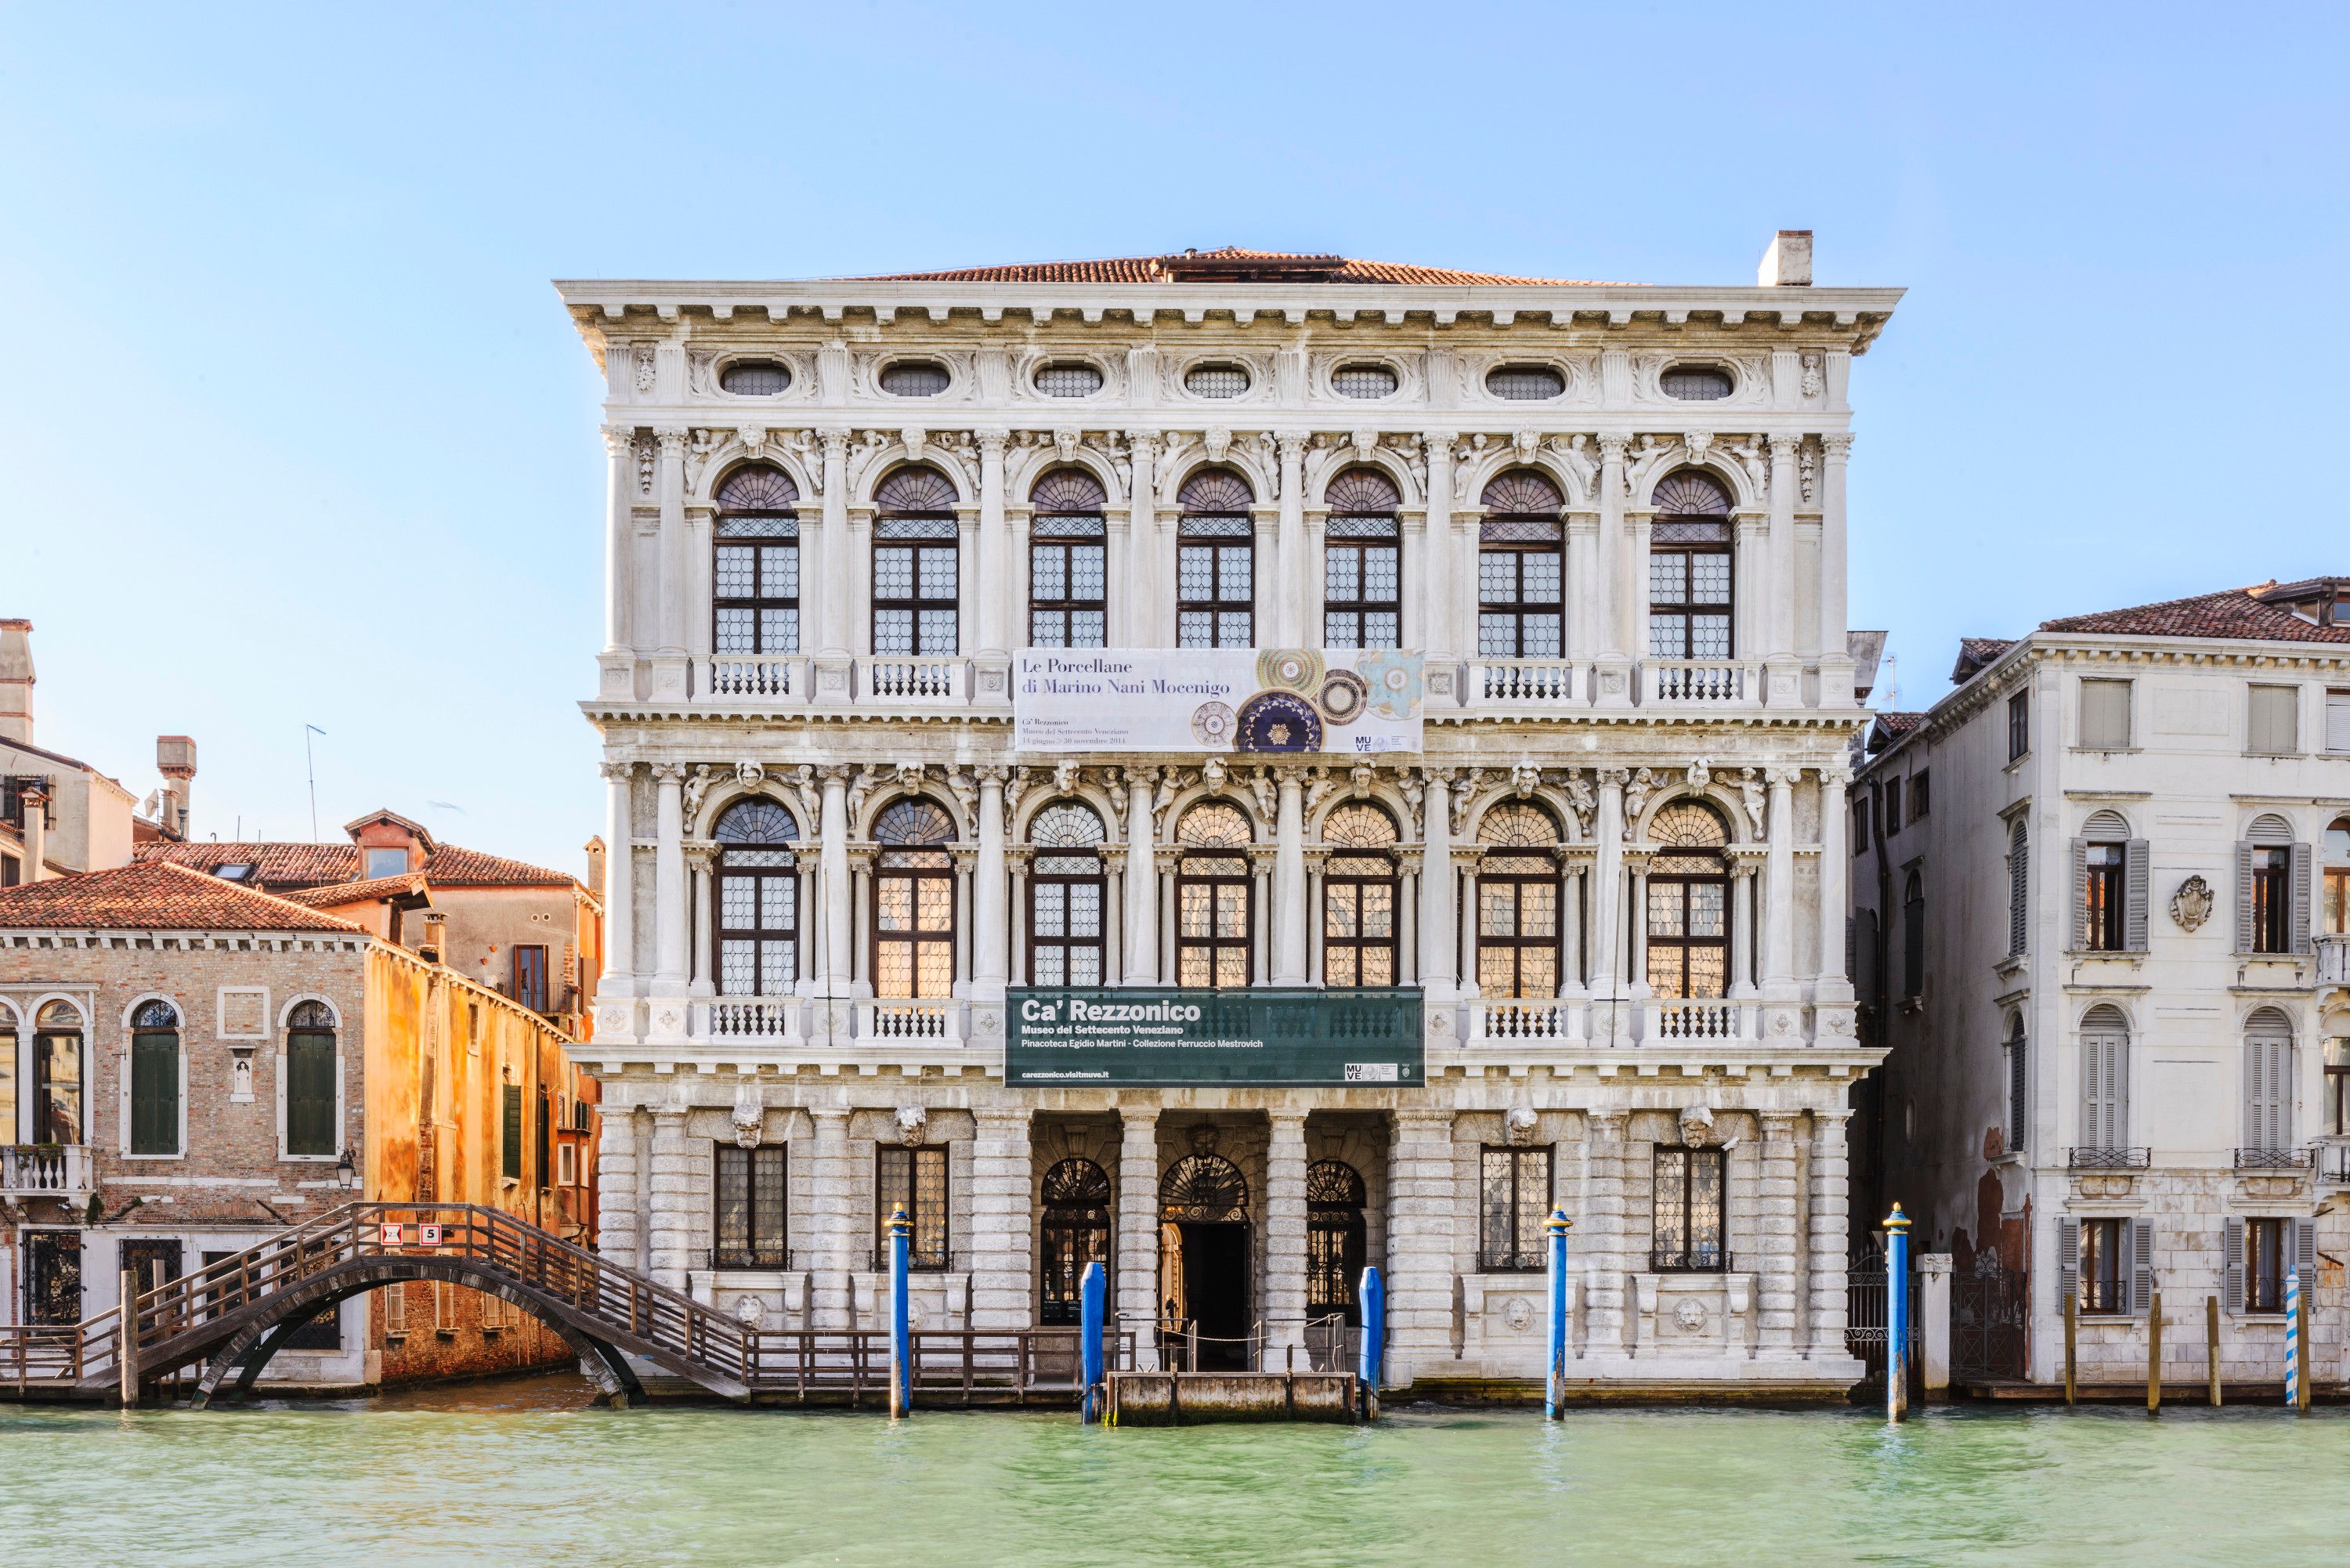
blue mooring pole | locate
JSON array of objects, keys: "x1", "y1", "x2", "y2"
[
  {"x1": 1358, "y1": 1265, "x2": 1384, "y2": 1422},
  {"x1": 1885, "y1": 1203, "x2": 1911, "y2": 1422},
  {"x1": 888, "y1": 1202, "x2": 912, "y2": 1419},
  {"x1": 1545, "y1": 1208, "x2": 1572, "y2": 1420},
  {"x1": 1079, "y1": 1259, "x2": 1107, "y2": 1424},
  {"x1": 2286, "y1": 1266, "x2": 2302, "y2": 1410}
]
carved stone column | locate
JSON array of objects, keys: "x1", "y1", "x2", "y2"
[
  {"x1": 601, "y1": 425, "x2": 635, "y2": 659},
  {"x1": 647, "y1": 1104, "x2": 693, "y2": 1292},
  {"x1": 1817, "y1": 768, "x2": 1854, "y2": 1007},
  {"x1": 1384, "y1": 1108, "x2": 1456, "y2": 1387},
  {"x1": 1765, "y1": 432, "x2": 1802, "y2": 703},
  {"x1": 968, "y1": 1107, "x2": 1034, "y2": 1331},
  {"x1": 1817, "y1": 433, "x2": 1855, "y2": 704},
  {"x1": 1264, "y1": 1111, "x2": 1309, "y2": 1366},
  {"x1": 1761, "y1": 768, "x2": 1800, "y2": 1024},
  {"x1": 1593, "y1": 435, "x2": 1632, "y2": 705},
  {"x1": 685, "y1": 843, "x2": 715, "y2": 1000},
  {"x1": 1757, "y1": 1111, "x2": 1802, "y2": 1353},
  {"x1": 819, "y1": 768, "x2": 854, "y2": 1000},
  {"x1": 1567, "y1": 511, "x2": 1600, "y2": 666},
  {"x1": 1272, "y1": 769, "x2": 1309, "y2": 985},
  {"x1": 1276, "y1": 432, "x2": 1307, "y2": 645},
  {"x1": 1116, "y1": 1105, "x2": 1161, "y2": 1367},
  {"x1": 974, "y1": 768, "x2": 1009, "y2": 1003},
  {"x1": 653, "y1": 764, "x2": 689, "y2": 995},
  {"x1": 1589, "y1": 771, "x2": 1627, "y2": 1041},
  {"x1": 654, "y1": 427, "x2": 689, "y2": 697},
  {"x1": 1421, "y1": 433, "x2": 1452, "y2": 659},
  {"x1": 1626, "y1": 852, "x2": 1652, "y2": 1003},
  {"x1": 977, "y1": 430, "x2": 1009, "y2": 659},
  {"x1": 599, "y1": 761, "x2": 637, "y2": 1003},
  {"x1": 808, "y1": 1107, "x2": 856, "y2": 1329},
  {"x1": 1806, "y1": 1109, "x2": 1856, "y2": 1360},
  {"x1": 1418, "y1": 768, "x2": 1457, "y2": 1003},
  {"x1": 819, "y1": 430, "x2": 852, "y2": 665},
  {"x1": 1729, "y1": 859, "x2": 1759, "y2": 998},
  {"x1": 1126, "y1": 431, "x2": 1158, "y2": 647},
  {"x1": 1123, "y1": 768, "x2": 1159, "y2": 984}
]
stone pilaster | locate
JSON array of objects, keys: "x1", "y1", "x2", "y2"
[
  {"x1": 1757, "y1": 1111, "x2": 1801, "y2": 1353},
  {"x1": 1384, "y1": 1108, "x2": 1456, "y2": 1386},
  {"x1": 595, "y1": 1104, "x2": 641, "y2": 1272},
  {"x1": 1806, "y1": 1109, "x2": 1856, "y2": 1358},
  {"x1": 807, "y1": 1107, "x2": 856, "y2": 1329},
  {"x1": 1583, "y1": 1110, "x2": 1629, "y2": 1352},
  {"x1": 966, "y1": 1108, "x2": 1034, "y2": 1331},
  {"x1": 646, "y1": 1106, "x2": 694, "y2": 1292},
  {"x1": 1115, "y1": 1106, "x2": 1161, "y2": 1367},
  {"x1": 1264, "y1": 1112, "x2": 1309, "y2": 1365}
]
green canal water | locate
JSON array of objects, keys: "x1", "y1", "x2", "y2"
[{"x1": 2, "y1": 1374, "x2": 2344, "y2": 1566}]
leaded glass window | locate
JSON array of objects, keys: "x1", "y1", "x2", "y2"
[
  {"x1": 1034, "y1": 362, "x2": 1104, "y2": 398},
  {"x1": 1028, "y1": 801, "x2": 1107, "y2": 986},
  {"x1": 874, "y1": 466, "x2": 958, "y2": 656},
  {"x1": 1477, "y1": 803, "x2": 1561, "y2": 999},
  {"x1": 714, "y1": 1143, "x2": 788, "y2": 1268},
  {"x1": 874, "y1": 797, "x2": 956, "y2": 999},
  {"x1": 715, "y1": 798, "x2": 801, "y2": 996},
  {"x1": 1178, "y1": 468, "x2": 1255, "y2": 649},
  {"x1": 1480, "y1": 1147, "x2": 1550, "y2": 1270},
  {"x1": 720, "y1": 360, "x2": 790, "y2": 396},
  {"x1": 1646, "y1": 801, "x2": 1730, "y2": 999},
  {"x1": 1661, "y1": 364, "x2": 1733, "y2": 400},
  {"x1": 1039, "y1": 1158, "x2": 1112, "y2": 1324},
  {"x1": 1478, "y1": 471, "x2": 1564, "y2": 659},
  {"x1": 1184, "y1": 363, "x2": 1249, "y2": 399},
  {"x1": 880, "y1": 361, "x2": 949, "y2": 397},
  {"x1": 877, "y1": 1145, "x2": 949, "y2": 1270},
  {"x1": 714, "y1": 464, "x2": 801, "y2": 656},
  {"x1": 1323, "y1": 468, "x2": 1401, "y2": 650},
  {"x1": 1307, "y1": 1161, "x2": 1367, "y2": 1321},
  {"x1": 1029, "y1": 469, "x2": 1107, "y2": 648},
  {"x1": 1322, "y1": 803, "x2": 1399, "y2": 987},
  {"x1": 1648, "y1": 470, "x2": 1733, "y2": 659},
  {"x1": 1331, "y1": 363, "x2": 1397, "y2": 399},
  {"x1": 1651, "y1": 1146, "x2": 1726, "y2": 1270},
  {"x1": 1177, "y1": 801, "x2": 1254, "y2": 988},
  {"x1": 1486, "y1": 364, "x2": 1565, "y2": 400}
]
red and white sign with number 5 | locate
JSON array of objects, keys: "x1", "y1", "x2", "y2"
[{"x1": 418, "y1": 1223, "x2": 443, "y2": 1248}]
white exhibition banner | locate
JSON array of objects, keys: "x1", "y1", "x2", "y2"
[{"x1": 1013, "y1": 649, "x2": 1425, "y2": 755}]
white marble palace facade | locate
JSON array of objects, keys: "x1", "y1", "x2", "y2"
[{"x1": 558, "y1": 238, "x2": 1902, "y2": 1393}]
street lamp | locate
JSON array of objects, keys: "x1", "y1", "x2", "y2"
[{"x1": 335, "y1": 1147, "x2": 359, "y2": 1192}]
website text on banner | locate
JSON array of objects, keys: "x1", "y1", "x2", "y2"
[{"x1": 1012, "y1": 649, "x2": 1424, "y2": 754}]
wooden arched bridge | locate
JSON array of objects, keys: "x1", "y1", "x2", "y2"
[{"x1": 0, "y1": 1204, "x2": 1121, "y2": 1407}]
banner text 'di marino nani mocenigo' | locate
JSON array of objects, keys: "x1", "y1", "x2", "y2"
[{"x1": 1005, "y1": 988, "x2": 1425, "y2": 1087}]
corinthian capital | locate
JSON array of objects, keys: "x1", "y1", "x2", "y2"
[
  {"x1": 599, "y1": 760, "x2": 634, "y2": 783},
  {"x1": 820, "y1": 428, "x2": 851, "y2": 461},
  {"x1": 977, "y1": 428, "x2": 1009, "y2": 458},
  {"x1": 653, "y1": 425, "x2": 689, "y2": 457},
  {"x1": 602, "y1": 424, "x2": 637, "y2": 458},
  {"x1": 1820, "y1": 432, "x2": 1855, "y2": 459}
]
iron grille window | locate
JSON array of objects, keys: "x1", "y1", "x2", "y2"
[
  {"x1": 1479, "y1": 1147, "x2": 1551, "y2": 1271},
  {"x1": 1029, "y1": 802, "x2": 1107, "y2": 986},
  {"x1": 2078, "y1": 1217, "x2": 2127, "y2": 1314},
  {"x1": 1177, "y1": 469, "x2": 1255, "y2": 648},
  {"x1": 714, "y1": 1143, "x2": 788, "y2": 1269},
  {"x1": 2244, "y1": 1217, "x2": 2287, "y2": 1313},
  {"x1": 873, "y1": 467, "x2": 958, "y2": 656},
  {"x1": 1184, "y1": 363, "x2": 1249, "y2": 399},
  {"x1": 877, "y1": 1145, "x2": 949, "y2": 1270},
  {"x1": 128, "y1": 999, "x2": 180, "y2": 1156},
  {"x1": 286, "y1": 1002, "x2": 337, "y2": 1158},
  {"x1": 720, "y1": 360, "x2": 790, "y2": 396},
  {"x1": 1175, "y1": 801, "x2": 1253, "y2": 988},
  {"x1": 1476, "y1": 802, "x2": 1560, "y2": 998},
  {"x1": 880, "y1": 361, "x2": 949, "y2": 397},
  {"x1": 1325, "y1": 468, "x2": 1401, "y2": 649},
  {"x1": 1039, "y1": 1158, "x2": 1112, "y2": 1324},
  {"x1": 1322, "y1": 804, "x2": 1399, "y2": 986},
  {"x1": 1486, "y1": 364, "x2": 1564, "y2": 400},
  {"x1": 2008, "y1": 692, "x2": 2030, "y2": 760},
  {"x1": 1661, "y1": 364, "x2": 1733, "y2": 400},
  {"x1": 874, "y1": 798, "x2": 956, "y2": 998},
  {"x1": 1030, "y1": 470, "x2": 1108, "y2": 649},
  {"x1": 1647, "y1": 803, "x2": 1730, "y2": 999},
  {"x1": 1307, "y1": 1161, "x2": 1368, "y2": 1323},
  {"x1": 716, "y1": 800, "x2": 801, "y2": 995},
  {"x1": 1331, "y1": 363, "x2": 1398, "y2": 399},
  {"x1": 1034, "y1": 362, "x2": 1103, "y2": 398},
  {"x1": 1650, "y1": 1146, "x2": 1726, "y2": 1271},
  {"x1": 2083, "y1": 843, "x2": 2126, "y2": 952}
]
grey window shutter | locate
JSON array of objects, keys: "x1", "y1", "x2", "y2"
[
  {"x1": 2130, "y1": 1219, "x2": 2154, "y2": 1317},
  {"x1": 2008, "y1": 825, "x2": 2030, "y2": 957},
  {"x1": 2080, "y1": 1037, "x2": 2102, "y2": 1147},
  {"x1": 2059, "y1": 1216, "x2": 2081, "y2": 1309},
  {"x1": 2293, "y1": 1216, "x2": 2317, "y2": 1282},
  {"x1": 2328, "y1": 690, "x2": 2350, "y2": 753},
  {"x1": 2290, "y1": 842, "x2": 2314, "y2": 954},
  {"x1": 2070, "y1": 838, "x2": 2090, "y2": 952},
  {"x1": 2236, "y1": 843, "x2": 2257, "y2": 953},
  {"x1": 2223, "y1": 1216, "x2": 2245, "y2": 1313},
  {"x1": 2008, "y1": 1035, "x2": 2028, "y2": 1154},
  {"x1": 2243, "y1": 1035, "x2": 2290, "y2": 1152},
  {"x1": 2081, "y1": 1028, "x2": 2127, "y2": 1149},
  {"x1": 2124, "y1": 839, "x2": 2150, "y2": 952}
]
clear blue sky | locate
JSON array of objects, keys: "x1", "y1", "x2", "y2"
[{"x1": 4, "y1": 2, "x2": 2342, "y2": 873}]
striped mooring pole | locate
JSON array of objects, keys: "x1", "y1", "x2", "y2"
[
  {"x1": 2285, "y1": 1266, "x2": 2301, "y2": 1411},
  {"x1": 1885, "y1": 1204, "x2": 1912, "y2": 1422},
  {"x1": 1358, "y1": 1265, "x2": 1384, "y2": 1422},
  {"x1": 888, "y1": 1202, "x2": 912, "y2": 1419},
  {"x1": 1545, "y1": 1208, "x2": 1573, "y2": 1421},
  {"x1": 1079, "y1": 1260, "x2": 1106, "y2": 1424}
]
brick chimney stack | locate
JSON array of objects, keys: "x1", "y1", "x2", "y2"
[
  {"x1": 0, "y1": 620, "x2": 32, "y2": 745},
  {"x1": 18, "y1": 779, "x2": 47, "y2": 882},
  {"x1": 584, "y1": 835, "x2": 607, "y2": 901},
  {"x1": 157, "y1": 735, "x2": 197, "y2": 840}
]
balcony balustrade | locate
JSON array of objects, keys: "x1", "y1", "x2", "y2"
[
  {"x1": 1643, "y1": 999, "x2": 1753, "y2": 1042},
  {"x1": 2316, "y1": 1141, "x2": 2350, "y2": 1187},
  {"x1": 701, "y1": 655, "x2": 805, "y2": 702},
  {"x1": 2319, "y1": 934, "x2": 2348, "y2": 993},
  {"x1": 700, "y1": 996, "x2": 804, "y2": 1042},
  {"x1": 854, "y1": 999, "x2": 965, "y2": 1043},
  {"x1": 2233, "y1": 1146, "x2": 2315, "y2": 1172},
  {"x1": 1467, "y1": 659, "x2": 1581, "y2": 710},
  {"x1": 1467, "y1": 999, "x2": 1582, "y2": 1045},
  {"x1": 859, "y1": 656, "x2": 967, "y2": 704},
  {"x1": 2064, "y1": 1147, "x2": 2151, "y2": 1171},
  {"x1": 1, "y1": 1143, "x2": 94, "y2": 1200},
  {"x1": 1643, "y1": 659, "x2": 1760, "y2": 705}
]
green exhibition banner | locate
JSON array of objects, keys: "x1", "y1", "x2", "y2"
[{"x1": 1006, "y1": 987, "x2": 1425, "y2": 1088}]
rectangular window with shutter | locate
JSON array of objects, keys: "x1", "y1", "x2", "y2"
[
  {"x1": 2243, "y1": 1032, "x2": 2292, "y2": 1153},
  {"x1": 1911, "y1": 769, "x2": 1930, "y2": 819},
  {"x1": 2078, "y1": 679, "x2": 2133, "y2": 750},
  {"x1": 2078, "y1": 1217, "x2": 2127, "y2": 1314},
  {"x1": 2329, "y1": 690, "x2": 2350, "y2": 754},
  {"x1": 2007, "y1": 1033, "x2": 2027, "y2": 1155},
  {"x1": 2079, "y1": 1028, "x2": 2129, "y2": 1153},
  {"x1": 130, "y1": 1030, "x2": 180, "y2": 1156},
  {"x1": 285, "y1": 1030, "x2": 337, "y2": 1158},
  {"x1": 2247, "y1": 684, "x2": 2299, "y2": 754},
  {"x1": 501, "y1": 1084, "x2": 523, "y2": 1181},
  {"x1": 2008, "y1": 692, "x2": 2030, "y2": 761},
  {"x1": 2244, "y1": 1217, "x2": 2287, "y2": 1313}
]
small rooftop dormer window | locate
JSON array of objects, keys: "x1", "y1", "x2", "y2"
[
  {"x1": 719, "y1": 360, "x2": 791, "y2": 396},
  {"x1": 880, "y1": 361, "x2": 949, "y2": 398},
  {"x1": 364, "y1": 847, "x2": 409, "y2": 880},
  {"x1": 214, "y1": 863, "x2": 254, "y2": 881},
  {"x1": 1332, "y1": 363, "x2": 1398, "y2": 399},
  {"x1": 1184, "y1": 363, "x2": 1249, "y2": 399},
  {"x1": 1661, "y1": 364, "x2": 1734, "y2": 401},
  {"x1": 1034, "y1": 362, "x2": 1103, "y2": 398}
]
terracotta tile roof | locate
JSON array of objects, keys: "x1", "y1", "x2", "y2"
[
  {"x1": 0, "y1": 861, "x2": 363, "y2": 932},
  {"x1": 1877, "y1": 711, "x2": 1929, "y2": 735},
  {"x1": 276, "y1": 873, "x2": 430, "y2": 908},
  {"x1": 853, "y1": 247, "x2": 1632, "y2": 287},
  {"x1": 139, "y1": 840, "x2": 574, "y2": 891},
  {"x1": 1950, "y1": 638, "x2": 2017, "y2": 682},
  {"x1": 2037, "y1": 583, "x2": 2350, "y2": 643}
]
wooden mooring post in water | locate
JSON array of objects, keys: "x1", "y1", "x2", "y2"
[
  {"x1": 118, "y1": 1268, "x2": 137, "y2": 1409},
  {"x1": 2207, "y1": 1296, "x2": 2222, "y2": 1407},
  {"x1": 2063, "y1": 1290, "x2": 2077, "y2": 1405},
  {"x1": 2147, "y1": 1291, "x2": 2162, "y2": 1413}
]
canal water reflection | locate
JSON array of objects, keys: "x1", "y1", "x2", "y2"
[{"x1": 2, "y1": 1373, "x2": 2342, "y2": 1566}]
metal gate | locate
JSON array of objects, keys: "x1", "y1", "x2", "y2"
[
  {"x1": 1952, "y1": 1256, "x2": 2028, "y2": 1382},
  {"x1": 1843, "y1": 1245, "x2": 1919, "y2": 1382}
]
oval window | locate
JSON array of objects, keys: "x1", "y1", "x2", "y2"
[
  {"x1": 719, "y1": 359, "x2": 791, "y2": 396},
  {"x1": 1486, "y1": 364, "x2": 1564, "y2": 401},
  {"x1": 880, "y1": 361, "x2": 951, "y2": 397},
  {"x1": 1331, "y1": 363, "x2": 1398, "y2": 399},
  {"x1": 1661, "y1": 364, "x2": 1734, "y2": 400},
  {"x1": 1184, "y1": 363, "x2": 1250, "y2": 399},
  {"x1": 1035, "y1": 362, "x2": 1104, "y2": 398}
]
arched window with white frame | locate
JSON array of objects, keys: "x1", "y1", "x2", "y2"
[
  {"x1": 34, "y1": 999, "x2": 84, "y2": 1146},
  {"x1": 1648, "y1": 470, "x2": 1734, "y2": 659},
  {"x1": 873, "y1": 467, "x2": 960, "y2": 656},
  {"x1": 873, "y1": 797, "x2": 956, "y2": 999},
  {"x1": 284, "y1": 1000, "x2": 338, "y2": 1159},
  {"x1": 714, "y1": 797, "x2": 801, "y2": 997},
  {"x1": 1175, "y1": 801, "x2": 1254, "y2": 987},
  {"x1": 1321, "y1": 802, "x2": 1401, "y2": 985},
  {"x1": 1477, "y1": 471, "x2": 1564, "y2": 658},
  {"x1": 1028, "y1": 800, "x2": 1108, "y2": 986},
  {"x1": 128, "y1": 999, "x2": 182, "y2": 1156},
  {"x1": 714, "y1": 464, "x2": 801, "y2": 656},
  {"x1": 1029, "y1": 469, "x2": 1108, "y2": 648},
  {"x1": 1177, "y1": 469, "x2": 1255, "y2": 649},
  {"x1": 1323, "y1": 468, "x2": 1401, "y2": 649}
]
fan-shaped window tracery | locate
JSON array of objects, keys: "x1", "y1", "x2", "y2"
[{"x1": 1159, "y1": 1154, "x2": 1249, "y2": 1223}]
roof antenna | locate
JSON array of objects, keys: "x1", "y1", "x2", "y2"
[
  {"x1": 305, "y1": 724, "x2": 327, "y2": 840},
  {"x1": 1882, "y1": 654, "x2": 1899, "y2": 711}
]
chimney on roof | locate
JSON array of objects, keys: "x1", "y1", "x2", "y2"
[
  {"x1": 1759, "y1": 230, "x2": 1813, "y2": 287},
  {"x1": 156, "y1": 735, "x2": 197, "y2": 840},
  {"x1": 0, "y1": 620, "x2": 32, "y2": 745},
  {"x1": 19, "y1": 778, "x2": 47, "y2": 883},
  {"x1": 419, "y1": 910, "x2": 446, "y2": 965},
  {"x1": 584, "y1": 835, "x2": 607, "y2": 901}
]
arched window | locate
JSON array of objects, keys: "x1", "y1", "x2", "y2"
[
  {"x1": 1901, "y1": 869, "x2": 1926, "y2": 1001},
  {"x1": 1322, "y1": 803, "x2": 1399, "y2": 986},
  {"x1": 1649, "y1": 470, "x2": 1734, "y2": 659},
  {"x1": 128, "y1": 999, "x2": 180, "y2": 1156},
  {"x1": 1477, "y1": 471, "x2": 1564, "y2": 659},
  {"x1": 1029, "y1": 469, "x2": 1107, "y2": 649},
  {"x1": 2078, "y1": 809, "x2": 2131, "y2": 953},
  {"x1": 1306, "y1": 1161, "x2": 1367, "y2": 1323},
  {"x1": 2005, "y1": 1012, "x2": 2028, "y2": 1156},
  {"x1": 1477, "y1": 803, "x2": 1561, "y2": 998},
  {"x1": 2325, "y1": 815, "x2": 2349, "y2": 936},
  {"x1": 34, "y1": 999, "x2": 84, "y2": 1146},
  {"x1": 714, "y1": 798, "x2": 801, "y2": 996},
  {"x1": 1323, "y1": 468, "x2": 1401, "y2": 650},
  {"x1": 873, "y1": 466, "x2": 959, "y2": 656},
  {"x1": 2243, "y1": 812, "x2": 2298, "y2": 956},
  {"x1": 1029, "y1": 801, "x2": 1107, "y2": 986},
  {"x1": 1177, "y1": 469, "x2": 1255, "y2": 649},
  {"x1": 1648, "y1": 802, "x2": 1730, "y2": 1000},
  {"x1": 2078, "y1": 1003, "x2": 2130, "y2": 1159},
  {"x1": 2008, "y1": 820, "x2": 2030, "y2": 958},
  {"x1": 714, "y1": 464, "x2": 800, "y2": 656},
  {"x1": 1176, "y1": 801, "x2": 1254, "y2": 987},
  {"x1": 1039, "y1": 1158, "x2": 1112, "y2": 1324},
  {"x1": 873, "y1": 798, "x2": 956, "y2": 999},
  {"x1": 285, "y1": 1000, "x2": 338, "y2": 1158},
  {"x1": 2243, "y1": 1006, "x2": 2295, "y2": 1157},
  {"x1": 1159, "y1": 1152, "x2": 1249, "y2": 1222}
]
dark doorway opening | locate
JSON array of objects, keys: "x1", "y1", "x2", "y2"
[
  {"x1": 26, "y1": 1230, "x2": 81, "y2": 1324},
  {"x1": 120, "y1": 1237, "x2": 184, "y2": 1297},
  {"x1": 1177, "y1": 1222, "x2": 1252, "y2": 1370}
]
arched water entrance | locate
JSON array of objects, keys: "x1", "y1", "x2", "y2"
[{"x1": 1159, "y1": 1143, "x2": 1251, "y2": 1370}]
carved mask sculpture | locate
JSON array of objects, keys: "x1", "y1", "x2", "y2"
[{"x1": 896, "y1": 1104, "x2": 928, "y2": 1147}]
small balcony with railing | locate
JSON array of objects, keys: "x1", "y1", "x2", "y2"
[
  {"x1": 700, "y1": 654, "x2": 807, "y2": 703},
  {"x1": 1642, "y1": 659, "x2": 1763, "y2": 706},
  {"x1": 2234, "y1": 1145, "x2": 2316, "y2": 1172},
  {"x1": 1643, "y1": 998, "x2": 1756, "y2": 1043},
  {"x1": 685, "y1": 995, "x2": 967, "y2": 1050},
  {"x1": 1466, "y1": 659, "x2": 1581, "y2": 711},
  {"x1": 1468, "y1": 998, "x2": 1585, "y2": 1046},
  {"x1": 1, "y1": 1144, "x2": 95, "y2": 1201},
  {"x1": 2065, "y1": 1147, "x2": 2152, "y2": 1172},
  {"x1": 2319, "y1": 934, "x2": 2349, "y2": 999},
  {"x1": 2315, "y1": 1141, "x2": 2350, "y2": 1187}
]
